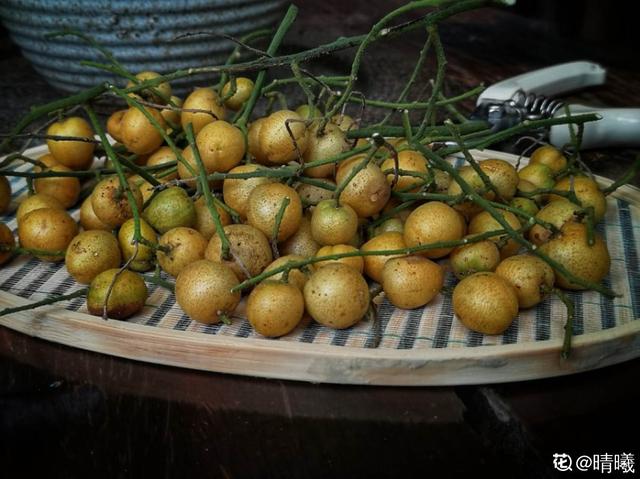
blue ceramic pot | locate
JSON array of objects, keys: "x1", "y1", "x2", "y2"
[{"x1": 0, "y1": 0, "x2": 286, "y2": 94}]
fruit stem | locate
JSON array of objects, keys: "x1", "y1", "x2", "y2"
[
  {"x1": 212, "y1": 195, "x2": 242, "y2": 224},
  {"x1": 0, "y1": 83, "x2": 106, "y2": 154},
  {"x1": 0, "y1": 0, "x2": 501, "y2": 155},
  {"x1": 302, "y1": 143, "x2": 372, "y2": 171},
  {"x1": 553, "y1": 288, "x2": 575, "y2": 359},
  {"x1": 377, "y1": 135, "x2": 401, "y2": 189},
  {"x1": 86, "y1": 105, "x2": 148, "y2": 319},
  {"x1": 295, "y1": 176, "x2": 336, "y2": 191},
  {"x1": 0, "y1": 245, "x2": 66, "y2": 257},
  {"x1": 322, "y1": 0, "x2": 467, "y2": 133},
  {"x1": 438, "y1": 113, "x2": 600, "y2": 155},
  {"x1": 333, "y1": 145, "x2": 378, "y2": 204},
  {"x1": 437, "y1": 91, "x2": 472, "y2": 123},
  {"x1": 358, "y1": 84, "x2": 485, "y2": 113},
  {"x1": 401, "y1": 110, "x2": 413, "y2": 143},
  {"x1": 108, "y1": 85, "x2": 196, "y2": 179},
  {"x1": 0, "y1": 133, "x2": 101, "y2": 144},
  {"x1": 485, "y1": 200, "x2": 559, "y2": 234},
  {"x1": 184, "y1": 123, "x2": 232, "y2": 261},
  {"x1": 142, "y1": 274, "x2": 175, "y2": 293},
  {"x1": 0, "y1": 161, "x2": 177, "y2": 180},
  {"x1": 411, "y1": 139, "x2": 618, "y2": 297},
  {"x1": 85, "y1": 105, "x2": 142, "y2": 240},
  {"x1": 0, "y1": 288, "x2": 88, "y2": 318},
  {"x1": 367, "y1": 200, "x2": 416, "y2": 232},
  {"x1": 219, "y1": 76, "x2": 237, "y2": 105},
  {"x1": 517, "y1": 187, "x2": 581, "y2": 205},
  {"x1": 602, "y1": 154, "x2": 640, "y2": 195},
  {"x1": 271, "y1": 196, "x2": 290, "y2": 259},
  {"x1": 231, "y1": 227, "x2": 508, "y2": 292},
  {"x1": 291, "y1": 61, "x2": 316, "y2": 119},
  {"x1": 216, "y1": 28, "x2": 274, "y2": 93},
  {"x1": 446, "y1": 120, "x2": 506, "y2": 203},
  {"x1": 118, "y1": 155, "x2": 161, "y2": 187},
  {"x1": 346, "y1": 121, "x2": 490, "y2": 140},
  {"x1": 235, "y1": 5, "x2": 299, "y2": 129},
  {"x1": 262, "y1": 76, "x2": 349, "y2": 95},
  {"x1": 415, "y1": 25, "x2": 446, "y2": 136},
  {"x1": 393, "y1": 191, "x2": 464, "y2": 203},
  {"x1": 219, "y1": 313, "x2": 232, "y2": 326}
]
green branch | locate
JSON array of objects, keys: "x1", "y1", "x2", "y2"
[
  {"x1": 232, "y1": 227, "x2": 508, "y2": 292},
  {"x1": 184, "y1": 124, "x2": 231, "y2": 260},
  {"x1": 0, "y1": 289, "x2": 88, "y2": 317},
  {"x1": 236, "y1": 5, "x2": 298, "y2": 128}
]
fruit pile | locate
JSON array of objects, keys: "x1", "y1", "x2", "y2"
[{"x1": 0, "y1": 1, "x2": 626, "y2": 356}]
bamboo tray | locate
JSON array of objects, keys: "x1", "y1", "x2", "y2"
[{"x1": 1, "y1": 146, "x2": 639, "y2": 386}]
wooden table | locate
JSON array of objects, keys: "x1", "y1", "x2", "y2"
[{"x1": 1, "y1": 2, "x2": 638, "y2": 477}]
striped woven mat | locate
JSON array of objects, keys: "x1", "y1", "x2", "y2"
[{"x1": 1, "y1": 150, "x2": 639, "y2": 351}]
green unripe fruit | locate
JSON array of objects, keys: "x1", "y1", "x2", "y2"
[
  {"x1": 118, "y1": 218, "x2": 157, "y2": 272},
  {"x1": 87, "y1": 269, "x2": 148, "y2": 320},
  {"x1": 142, "y1": 187, "x2": 196, "y2": 234}
]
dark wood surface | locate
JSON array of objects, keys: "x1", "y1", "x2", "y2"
[{"x1": 1, "y1": 2, "x2": 639, "y2": 478}]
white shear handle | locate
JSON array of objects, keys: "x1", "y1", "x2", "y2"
[
  {"x1": 477, "y1": 61, "x2": 606, "y2": 104},
  {"x1": 550, "y1": 105, "x2": 640, "y2": 149}
]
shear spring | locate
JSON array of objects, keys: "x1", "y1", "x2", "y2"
[{"x1": 509, "y1": 89, "x2": 564, "y2": 121}]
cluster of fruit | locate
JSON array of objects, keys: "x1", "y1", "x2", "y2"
[{"x1": 0, "y1": 68, "x2": 612, "y2": 342}]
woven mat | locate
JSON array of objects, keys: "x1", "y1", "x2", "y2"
[{"x1": 1, "y1": 153, "x2": 639, "y2": 351}]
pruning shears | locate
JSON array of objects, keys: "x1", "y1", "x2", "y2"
[{"x1": 470, "y1": 61, "x2": 640, "y2": 149}]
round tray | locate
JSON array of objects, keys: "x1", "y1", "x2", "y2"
[{"x1": 1, "y1": 146, "x2": 639, "y2": 385}]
